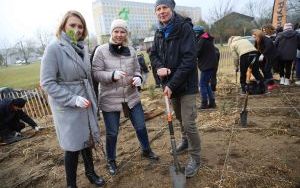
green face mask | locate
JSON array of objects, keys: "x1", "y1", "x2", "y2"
[{"x1": 66, "y1": 29, "x2": 78, "y2": 45}]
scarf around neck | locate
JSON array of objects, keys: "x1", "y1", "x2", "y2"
[
  {"x1": 109, "y1": 43, "x2": 131, "y2": 56},
  {"x1": 61, "y1": 32, "x2": 85, "y2": 59},
  {"x1": 157, "y1": 13, "x2": 175, "y2": 39}
]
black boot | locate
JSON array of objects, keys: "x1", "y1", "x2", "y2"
[
  {"x1": 65, "y1": 151, "x2": 79, "y2": 188},
  {"x1": 81, "y1": 148, "x2": 105, "y2": 187},
  {"x1": 208, "y1": 99, "x2": 216, "y2": 108},
  {"x1": 142, "y1": 149, "x2": 159, "y2": 160},
  {"x1": 199, "y1": 100, "x2": 208, "y2": 109},
  {"x1": 107, "y1": 160, "x2": 117, "y2": 175}
]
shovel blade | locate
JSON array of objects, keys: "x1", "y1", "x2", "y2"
[
  {"x1": 169, "y1": 165, "x2": 186, "y2": 188},
  {"x1": 240, "y1": 110, "x2": 248, "y2": 127}
]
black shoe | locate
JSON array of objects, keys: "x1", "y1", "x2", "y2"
[
  {"x1": 170, "y1": 138, "x2": 188, "y2": 155},
  {"x1": 208, "y1": 100, "x2": 216, "y2": 108},
  {"x1": 199, "y1": 100, "x2": 208, "y2": 109},
  {"x1": 107, "y1": 160, "x2": 117, "y2": 175},
  {"x1": 142, "y1": 150, "x2": 159, "y2": 160},
  {"x1": 86, "y1": 173, "x2": 105, "y2": 187}
]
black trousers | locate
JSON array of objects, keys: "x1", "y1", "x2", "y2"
[
  {"x1": 65, "y1": 147, "x2": 95, "y2": 187},
  {"x1": 240, "y1": 52, "x2": 263, "y2": 90},
  {"x1": 279, "y1": 59, "x2": 293, "y2": 79}
]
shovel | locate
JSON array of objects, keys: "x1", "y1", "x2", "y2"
[
  {"x1": 240, "y1": 57, "x2": 255, "y2": 127},
  {"x1": 164, "y1": 95, "x2": 186, "y2": 188},
  {"x1": 240, "y1": 91, "x2": 249, "y2": 127}
]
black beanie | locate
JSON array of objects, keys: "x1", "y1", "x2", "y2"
[
  {"x1": 12, "y1": 98, "x2": 27, "y2": 108},
  {"x1": 155, "y1": 0, "x2": 176, "y2": 10}
]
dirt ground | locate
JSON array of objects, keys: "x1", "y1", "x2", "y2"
[{"x1": 1, "y1": 72, "x2": 300, "y2": 188}]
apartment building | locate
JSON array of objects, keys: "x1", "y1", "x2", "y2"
[{"x1": 92, "y1": 0, "x2": 202, "y2": 44}]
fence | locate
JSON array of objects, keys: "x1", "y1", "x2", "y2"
[{"x1": 1, "y1": 46, "x2": 234, "y2": 120}]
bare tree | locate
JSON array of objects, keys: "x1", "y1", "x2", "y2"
[
  {"x1": 209, "y1": 0, "x2": 234, "y2": 45},
  {"x1": 0, "y1": 54, "x2": 4, "y2": 66},
  {"x1": 16, "y1": 39, "x2": 36, "y2": 64},
  {"x1": 0, "y1": 39, "x2": 11, "y2": 67},
  {"x1": 244, "y1": 0, "x2": 273, "y2": 28},
  {"x1": 287, "y1": 0, "x2": 300, "y2": 24},
  {"x1": 36, "y1": 29, "x2": 51, "y2": 54}
]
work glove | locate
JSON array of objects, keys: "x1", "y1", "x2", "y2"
[
  {"x1": 113, "y1": 70, "x2": 126, "y2": 80},
  {"x1": 132, "y1": 76, "x2": 142, "y2": 87},
  {"x1": 34, "y1": 126, "x2": 41, "y2": 131},
  {"x1": 75, "y1": 96, "x2": 90, "y2": 108}
]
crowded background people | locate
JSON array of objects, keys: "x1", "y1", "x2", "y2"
[{"x1": 275, "y1": 23, "x2": 300, "y2": 86}]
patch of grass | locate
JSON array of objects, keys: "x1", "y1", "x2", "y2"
[{"x1": 0, "y1": 62, "x2": 41, "y2": 89}]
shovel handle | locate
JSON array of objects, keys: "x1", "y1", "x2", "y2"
[{"x1": 164, "y1": 95, "x2": 175, "y2": 136}]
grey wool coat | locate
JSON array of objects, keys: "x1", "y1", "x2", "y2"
[
  {"x1": 92, "y1": 43, "x2": 141, "y2": 112},
  {"x1": 40, "y1": 36, "x2": 100, "y2": 151}
]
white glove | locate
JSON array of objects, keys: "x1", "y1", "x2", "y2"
[
  {"x1": 132, "y1": 77, "x2": 142, "y2": 87},
  {"x1": 113, "y1": 70, "x2": 126, "y2": 80},
  {"x1": 34, "y1": 126, "x2": 41, "y2": 131},
  {"x1": 259, "y1": 54, "x2": 264, "y2": 62},
  {"x1": 75, "y1": 96, "x2": 90, "y2": 108}
]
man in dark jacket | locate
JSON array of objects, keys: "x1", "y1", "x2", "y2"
[
  {"x1": 275, "y1": 23, "x2": 300, "y2": 85},
  {"x1": 150, "y1": 0, "x2": 201, "y2": 177},
  {"x1": 0, "y1": 98, "x2": 40, "y2": 142},
  {"x1": 193, "y1": 26, "x2": 218, "y2": 109}
]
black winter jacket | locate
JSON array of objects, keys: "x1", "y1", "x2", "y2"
[
  {"x1": 275, "y1": 30, "x2": 300, "y2": 61},
  {"x1": 0, "y1": 98, "x2": 37, "y2": 130},
  {"x1": 255, "y1": 36, "x2": 278, "y2": 60},
  {"x1": 150, "y1": 13, "x2": 198, "y2": 98},
  {"x1": 196, "y1": 32, "x2": 218, "y2": 71}
]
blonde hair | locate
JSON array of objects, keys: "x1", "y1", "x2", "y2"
[{"x1": 56, "y1": 10, "x2": 88, "y2": 41}]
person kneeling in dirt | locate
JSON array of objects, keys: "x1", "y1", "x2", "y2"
[
  {"x1": 228, "y1": 36, "x2": 265, "y2": 94},
  {"x1": 92, "y1": 18, "x2": 159, "y2": 176},
  {"x1": 0, "y1": 98, "x2": 40, "y2": 143}
]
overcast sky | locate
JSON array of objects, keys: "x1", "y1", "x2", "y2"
[{"x1": 0, "y1": 0, "x2": 273, "y2": 44}]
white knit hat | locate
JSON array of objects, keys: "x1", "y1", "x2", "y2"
[
  {"x1": 110, "y1": 19, "x2": 128, "y2": 34},
  {"x1": 283, "y1": 23, "x2": 293, "y2": 31}
]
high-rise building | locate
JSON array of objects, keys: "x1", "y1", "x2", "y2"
[{"x1": 92, "y1": 0, "x2": 202, "y2": 44}]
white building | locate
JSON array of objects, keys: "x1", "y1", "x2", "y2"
[{"x1": 92, "y1": 0, "x2": 202, "y2": 44}]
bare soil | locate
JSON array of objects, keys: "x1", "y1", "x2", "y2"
[{"x1": 1, "y1": 75, "x2": 300, "y2": 188}]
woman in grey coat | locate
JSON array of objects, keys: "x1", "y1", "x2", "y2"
[
  {"x1": 40, "y1": 10, "x2": 104, "y2": 187},
  {"x1": 92, "y1": 19, "x2": 159, "y2": 176}
]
